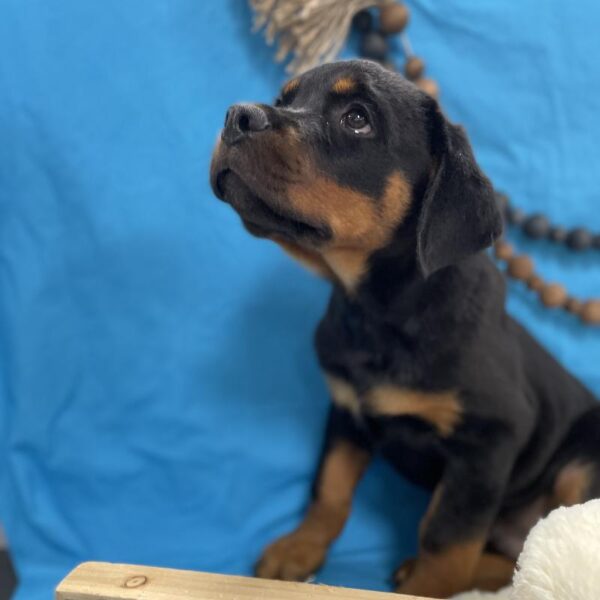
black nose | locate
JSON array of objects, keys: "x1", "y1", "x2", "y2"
[{"x1": 222, "y1": 103, "x2": 270, "y2": 146}]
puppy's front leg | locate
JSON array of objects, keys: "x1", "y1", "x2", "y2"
[
  {"x1": 255, "y1": 406, "x2": 371, "y2": 581},
  {"x1": 395, "y1": 441, "x2": 516, "y2": 598}
]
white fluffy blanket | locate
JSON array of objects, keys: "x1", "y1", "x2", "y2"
[{"x1": 453, "y1": 500, "x2": 600, "y2": 600}]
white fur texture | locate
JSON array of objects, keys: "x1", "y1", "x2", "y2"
[
  {"x1": 511, "y1": 500, "x2": 600, "y2": 599},
  {"x1": 453, "y1": 586, "x2": 511, "y2": 599},
  {"x1": 451, "y1": 500, "x2": 600, "y2": 600}
]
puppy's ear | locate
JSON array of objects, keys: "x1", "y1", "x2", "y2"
[{"x1": 417, "y1": 103, "x2": 502, "y2": 276}]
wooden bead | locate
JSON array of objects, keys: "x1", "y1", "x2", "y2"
[
  {"x1": 405, "y1": 56, "x2": 425, "y2": 80},
  {"x1": 523, "y1": 214, "x2": 550, "y2": 239},
  {"x1": 507, "y1": 255, "x2": 534, "y2": 280},
  {"x1": 580, "y1": 300, "x2": 600, "y2": 324},
  {"x1": 494, "y1": 240, "x2": 514, "y2": 261},
  {"x1": 352, "y1": 10, "x2": 373, "y2": 32},
  {"x1": 506, "y1": 207, "x2": 525, "y2": 225},
  {"x1": 550, "y1": 226, "x2": 567, "y2": 243},
  {"x1": 540, "y1": 283, "x2": 567, "y2": 308},
  {"x1": 495, "y1": 192, "x2": 509, "y2": 214},
  {"x1": 565, "y1": 297, "x2": 583, "y2": 314},
  {"x1": 566, "y1": 228, "x2": 593, "y2": 251},
  {"x1": 416, "y1": 78, "x2": 439, "y2": 98},
  {"x1": 360, "y1": 31, "x2": 389, "y2": 61},
  {"x1": 379, "y1": 3, "x2": 410, "y2": 34},
  {"x1": 527, "y1": 275, "x2": 544, "y2": 292}
]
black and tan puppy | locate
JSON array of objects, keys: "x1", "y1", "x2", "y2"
[{"x1": 210, "y1": 60, "x2": 600, "y2": 598}]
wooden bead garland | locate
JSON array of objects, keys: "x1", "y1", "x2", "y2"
[
  {"x1": 494, "y1": 241, "x2": 599, "y2": 324},
  {"x1": 497, "y1": 194, "x2": 599, "y2": 251}
]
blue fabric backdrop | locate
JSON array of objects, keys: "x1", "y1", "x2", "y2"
[{"x1": 0, "y1": 1, "x2": 598, "y2": 598}]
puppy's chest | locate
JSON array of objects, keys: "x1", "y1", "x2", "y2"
[
  {"x1": 315, "y1": 292, "x2": 418, "y2": 381},
  {"x1": 324, "y1": 372, "x2": 461, "y2": 439},
  {"x1": 315, "y1": 296, "x2": 462, "y2": 439}
]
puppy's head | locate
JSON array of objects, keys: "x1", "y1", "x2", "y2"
[{"x1": 210, "y1": 60, "x2": 501, "y2": 287}]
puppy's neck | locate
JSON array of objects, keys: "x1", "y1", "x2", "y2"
[{"x1": 336, "y1": 236, "x2": 424, "y2": 308}]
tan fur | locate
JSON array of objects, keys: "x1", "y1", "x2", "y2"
[
  {"x1": 275, "y1": 239, "x2": 334, "y2": 279},
  {"x1": 282, "y1": 78, "x2": 299, "y2": 97},
  {"x1": 331, "y1": 77, "x2": 357, "y2": 95},
  {"x1": 321, "y1": 248, "x2": 371, "y2": 291},
  {"x1": 255, "y1": 441, "x2": 370, "y2": 581},
  {"x1": 396, "y1": 550, "x2": 514, "y2": 595},
  {"x1": 317, "y1": 440, "x2": 370, "y2": 508},
  {"x1": 419, "y1": 484, "x2": 444, "y2": 540},
  {"x1": 325, "y1": 377, "x2": 462, "y2": 436},
  {"x1": 272, "y1": 441, "x2": 369, "y2": 548},
  {"x1": 471, "y1": 553, "x2": 515, "y2": 591},
  {"x1": 366, "y1": 385, "x2": 462, "y2": 437},
  {"x1": 553, "y1": 461, "x2": 593, "y2": 507},
  {"x1": 397, "y1": 538, "x2": 487, "y2": 597},
  {"x1": 290, "y1": 440, "x2": 370, "y2": 546},
  {"x1": 287, "y1": 171, "x2": 412, "y2": 290},
  {"x1": 397, "y1": 464, "x2": 505, "y2": 595},
  {"x1": 235, "y1": 127, "x2": 412, "y2": 291},
  {"x1": 325, "y1": 374, "x2": 361, "y2": 417}
]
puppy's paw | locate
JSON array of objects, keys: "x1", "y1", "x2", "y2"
[
  {"x1": 393, "y1": 557, "x2": 417, "y2": 589},
  {"x1": 394, "y1": 564, "x2": 457, "y2": 598},
  {"x1": 255, "y1": 533, "x2": 328, "y2": 581}
]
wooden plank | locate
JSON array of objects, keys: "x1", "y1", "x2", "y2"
[{"x1": 56, "y1": 562, "x2": 429, "y2": 600}]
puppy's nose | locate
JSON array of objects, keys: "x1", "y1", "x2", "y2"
[{"x1": 222, "y1": 104, "x2": 270, "y2": 146}]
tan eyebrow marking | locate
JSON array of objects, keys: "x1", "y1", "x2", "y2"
[
  {"x1": 331, "y1": 77, "x2": 358, "y2": 94},
  {"x1": 281, "y1": 78, "x2": 300, "y2": 97}
]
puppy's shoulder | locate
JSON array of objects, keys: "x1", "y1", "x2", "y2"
[{"x1": 418, "y1": 253, "x2": 505, "y2": 328}]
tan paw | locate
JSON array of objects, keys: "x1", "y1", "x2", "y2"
[
  {"x1": 395, "y1": 570, "x2": 458, "y2": 598},
  {"x1": 255, "y1": 532, "x2": 328, "y2": 581}
]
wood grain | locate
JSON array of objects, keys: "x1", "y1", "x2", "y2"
[{"x1": 56, "y1": 562, "x2": 430, "y2": 600}]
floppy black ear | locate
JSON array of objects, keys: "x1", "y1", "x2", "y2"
[{"x1": 417, "y1": 105, "x2": 502, "y2": 276}]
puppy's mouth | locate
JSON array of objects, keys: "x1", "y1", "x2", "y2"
[
  {"x1": 210, "y1": 152, "x2": 329, "y2": 243},
  {"x1": 213, "y1": 167, "x2": 230, "y2": 199}
]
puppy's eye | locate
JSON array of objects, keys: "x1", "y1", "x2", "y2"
[
  {"x1": 341, "y1": 108, "x2": 372, "y2": 134},
  {"x1": 274, "y1": 97, "x2": 283, "y2": 107}
]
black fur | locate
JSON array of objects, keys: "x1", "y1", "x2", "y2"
[{"x1": 210, "y1": 59, "x2": 599, "y2": 597}]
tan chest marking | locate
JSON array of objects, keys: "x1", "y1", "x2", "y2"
[
  {"x1": 366, "y1": 385, "x2": 462, "y2": 436},
  {"x1": 326, "y1": 376, "x2": 462, "y2": 437},
  {"x1": 325, "y1": 375, "x2": 361, "y2": 417}
]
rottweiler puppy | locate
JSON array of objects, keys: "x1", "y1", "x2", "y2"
[{"x1": 209, "y1": 60, "x2": 600, "y2": 598}]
